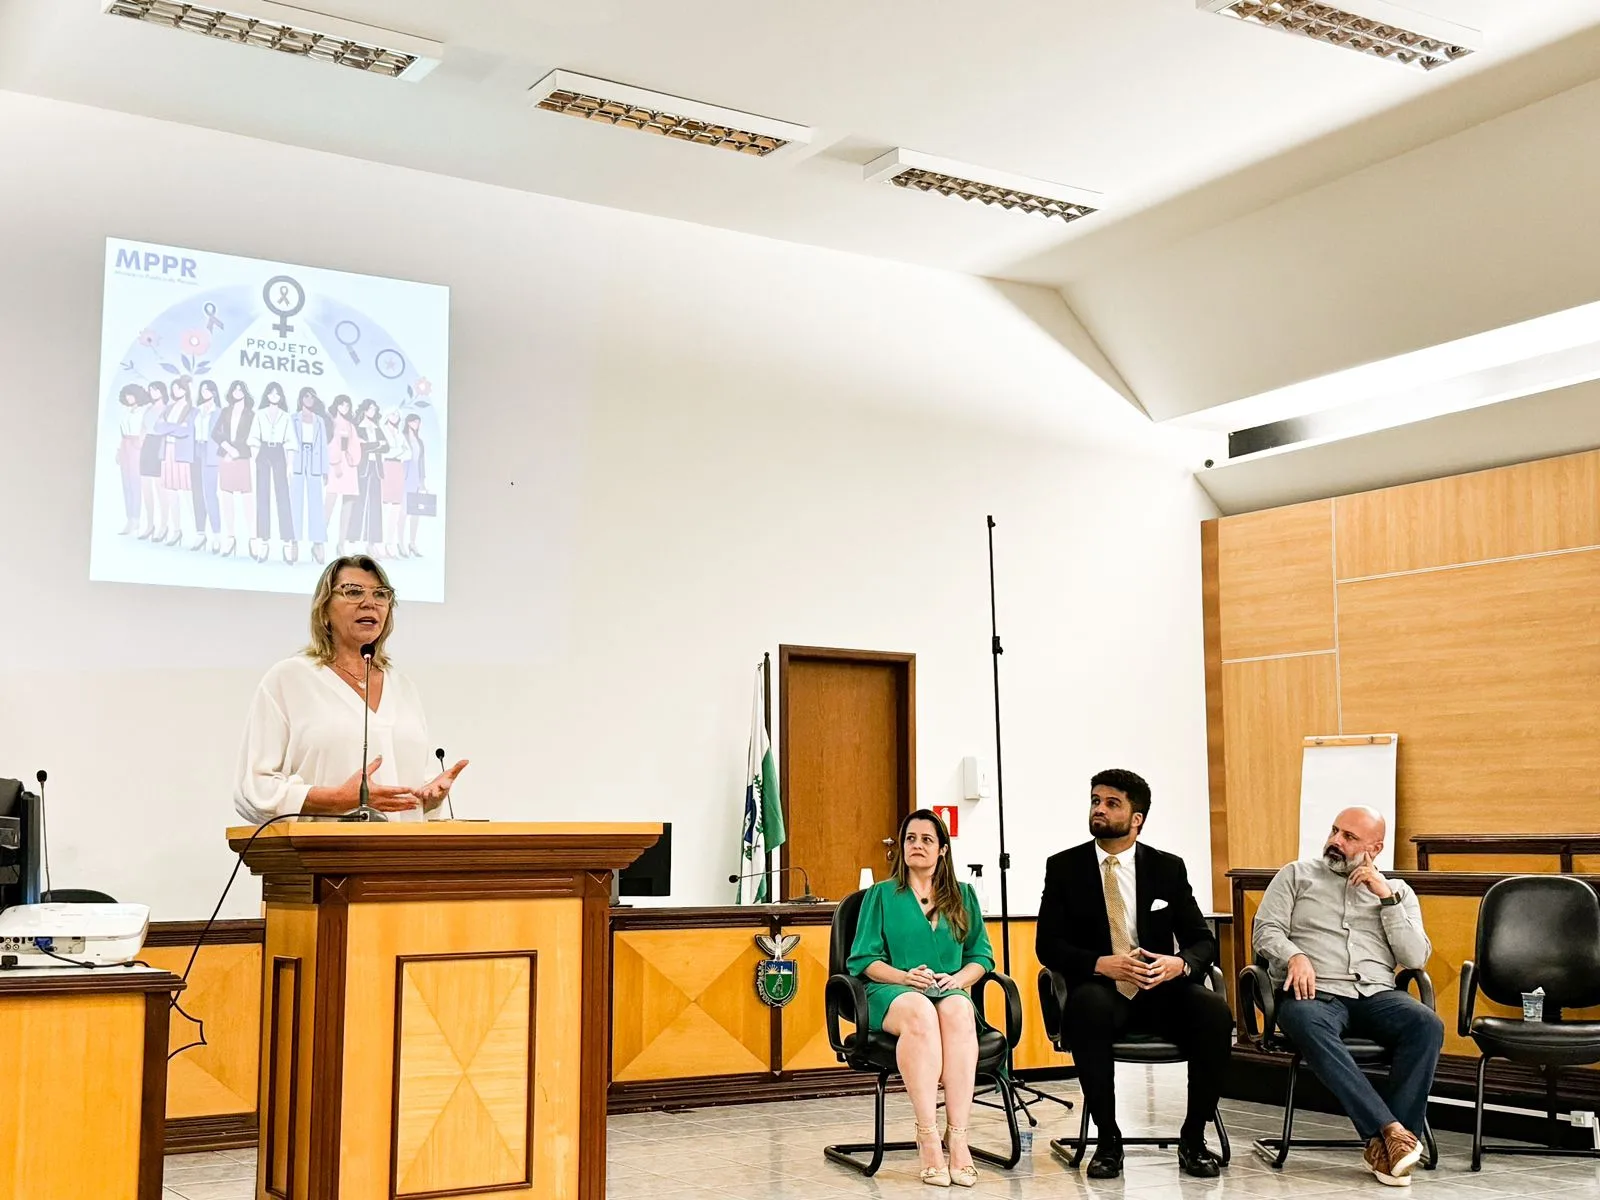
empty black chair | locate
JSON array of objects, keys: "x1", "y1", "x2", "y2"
[
  {"x1": 40, "y1": 889, "x2": 117, "y2": 903},
  {"x1": 1240, "y1": 956, "x2": 1439, "y2": 1169},
  {"x1": 1460, "y1": 875, "x2": 1600, "y2": 1170},
  {"x1": 1037, "y1": 965, "x2": 1232, "y2": 1167},
  {"x1": 822, "y1": 888, "x2": 1024, "y2": 1176}
]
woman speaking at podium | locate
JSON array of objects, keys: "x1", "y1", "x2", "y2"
[{"x1": 233, "y1": 555, "x2": 467, "y2": 823}]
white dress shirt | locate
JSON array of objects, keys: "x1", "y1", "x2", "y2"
[
  {"x1": 1094, "y1": 841, "x2": 1140, "y2": 950},
  {"x1": 234, "y1": 655, "x2": 434, "y2": 824}
]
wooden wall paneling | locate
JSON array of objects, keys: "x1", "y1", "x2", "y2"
[
  {"x1": 982, "y1": 920, "x2": 1057, "y2": 1071},
  {"x1": 1334, "y1": 449, "x2": 1600, "y2": 580},
  {"x1": 1338, "y1": 552, "x2": 1600, "y2": 868},
  {"x1": 1425, "y1": 854, "x2": 1565, "y2": 875},
  {"x1": 140, "y1": 942, "x2": 262, "y2": 1122},
  {"x1": 338, "y1": 898, "x2": 584, "y2": 1200},
  {"x1": 1222, "y1": 655, "x2": 1340, "y2": 870},
  {"x1": 1217, "y1": 500, "x2": 1336, "y2": 661},
  {"x1": 1202, "y1": 519, "x2": 1230, "y2": 913},
  {"x1": 610, "y1": 926, "x2": 769, "y2": 1082}
]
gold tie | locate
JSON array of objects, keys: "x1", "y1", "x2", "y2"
[{"x1": 1102, "y1": 855, "x2": 1136, "y2": 999}]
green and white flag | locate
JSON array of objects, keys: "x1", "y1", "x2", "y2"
[{"x1": 736, "y1": 667, "x2": 785, "y2": 904}]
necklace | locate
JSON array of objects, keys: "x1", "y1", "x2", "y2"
[{"x1": 333, "y1": 661, "x2": 371, "y2": 691}]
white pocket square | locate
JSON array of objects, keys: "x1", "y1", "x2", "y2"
[{"x1": 1150, "y1": 899, "x2": 1169, "y2": 912}]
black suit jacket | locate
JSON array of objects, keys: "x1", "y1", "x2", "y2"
[{"x1": 1035, "y1": 840, "x2": 1215, "y2": 988}]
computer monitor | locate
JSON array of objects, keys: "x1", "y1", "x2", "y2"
[
  {"x1": 0, "y1": 779, "x2": 42, "y2": 912},
  {"x1": 617, "y1": 822, "x2": 672, "y2": 899}
]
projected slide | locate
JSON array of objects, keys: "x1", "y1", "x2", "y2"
[{"x1": 91, "y1": 239, "x2": 450, "y2": 601}]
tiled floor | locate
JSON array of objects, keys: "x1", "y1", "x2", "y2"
[{"x1": 162, "y1": 1066, "x2": 1600, "y2": 1198}]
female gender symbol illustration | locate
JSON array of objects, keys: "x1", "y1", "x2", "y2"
[
  {"x1": 375, "y1": 348, "x2": 406, "y2": 380},
  {"x1": 262, "y1": 275, "x2": 305, "y2": 336},
  {"x1": 335, "y1": 320, "x2": 362, "y2": 364}
]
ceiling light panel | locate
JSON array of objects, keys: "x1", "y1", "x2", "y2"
[
  {"x1": 1199, "y1": 0, "x2": 1478, "y2": 71},
  {"x1": 864, "y1": 150, "x2": 1102, "y2": 224},
  {"x1": 101, "y1": 0, "x2": 442, "y2": 80},
  {"x1": 528, "y1": 70, "x2": 813, "y2": 159}
]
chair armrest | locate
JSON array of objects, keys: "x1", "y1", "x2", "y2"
[
  {"x1": 1458, "y1": 960, "x2": 1478, "y2": 1039},
  {"x1": 1397, "y1": 967, "x2": 1436, "y2": 1012},
  {"x1": 1035, "y1": 967, "x2": 1064, "y2": 1046},
  {"x1": 825, "y1": 972, "x2": 870, "y2": 1058},
  {"x1": 975, "y1": 970, "x2": 1023, "y2": 1049},
  {"x1": 1204, "y1": 964, "x2": 1227, "y2": 997},
  {"x1": 1239, "y1": 963, "x2": 1277, "y2": 1043}
]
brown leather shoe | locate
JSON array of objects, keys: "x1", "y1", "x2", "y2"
[{"x1": 1364, "y1": 1136, "x2": 1411, "y2": 1187}]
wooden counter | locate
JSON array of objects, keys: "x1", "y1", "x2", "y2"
[
  {"x1": 607, "y1": 905, "x2": 1062, "y2": 1111},
  {"x1": 0, "y1": 966, "x2": 183, "y2": 1200}
]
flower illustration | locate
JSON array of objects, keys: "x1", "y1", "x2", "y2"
[
  {"x1": 413, "y1": 378, "x2": 433, "y2": 397},
  {"x1": 138, "y1": 329, "x2": 159, "y2": 348},
  {"x1": 180, "y1": 328, "x2": 211, "y2": 356}
]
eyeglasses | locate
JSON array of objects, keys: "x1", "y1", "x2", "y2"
[{"x1": 333, "y1": 584, "x2": 394, "y2": 604}]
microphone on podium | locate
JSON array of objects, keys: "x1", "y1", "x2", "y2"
[
  {"x1": 434, "y1": 748, "x2": 457, "y2": 820},
  {"x1": 728, "y1": 866, "x2": 824, "y2": 903},
  {"x1": 339, "y1": 642, "x2": 386, "y2": 823}
]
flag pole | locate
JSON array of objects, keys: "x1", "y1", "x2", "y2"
[{"x1": 762, "y1": 651, "x2": 775, "y2": 902}]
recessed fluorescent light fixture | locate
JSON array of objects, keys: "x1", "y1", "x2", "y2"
[
  {"x1": 528, "y1": 70, "x2": 812, "y2": 159},
  {"x1": 101, "y1": 0, "x2": 442, "y2": 80},
  {"x1": 864, "y1": 149, "x2": 1102, "y2": 224},
  {"x1": 1198, "y1": 0, "x2": 1478, "y2": 71}
]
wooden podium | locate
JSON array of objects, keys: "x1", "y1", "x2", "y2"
[{"x1": 228, "y1": 821, "x2": 660, "y2": 1200}]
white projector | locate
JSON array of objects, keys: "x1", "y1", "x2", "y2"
[{"x1": 0, "y1": 902, "x2": 150, "y2": 967}]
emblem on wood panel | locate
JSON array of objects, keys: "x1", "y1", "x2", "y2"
[{"x1": 754, "y1": 933, "x2": 801, "y2": 1008}]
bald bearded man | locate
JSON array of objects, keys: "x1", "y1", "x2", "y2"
[{"x1": 1253, "y1": 807, "x2": 1444, "y2": 1189}]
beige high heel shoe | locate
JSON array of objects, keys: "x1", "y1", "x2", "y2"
[
  {"x1": 914, "y1": 1121, "x2": 950, "y2": 1187},
  {"x1": 944, "y1": 1124, "x2": 978, "y2": 1188}
]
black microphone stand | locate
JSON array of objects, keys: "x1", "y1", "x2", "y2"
[
  {"x1": 340, "y1": 644, "x2": 386, "y2": 823},
  {"x1": 974, "y1": 515, "x2": 1072, "y2": 1126}
]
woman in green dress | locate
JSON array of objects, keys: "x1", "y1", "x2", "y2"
[{"x1": 848, "y1": 808, "x2": 995, "y2": 1188}]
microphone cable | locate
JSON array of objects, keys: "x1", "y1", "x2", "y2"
[{"x1": 169, "y1": 812, "x2": 301, "y2": 1062}]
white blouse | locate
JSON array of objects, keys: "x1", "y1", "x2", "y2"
[{"x1": 234, "y1": 655, "x2": 435, "y2": 824}]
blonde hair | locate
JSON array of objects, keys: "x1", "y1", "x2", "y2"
[
  {"x1": 891, "y1": 809, "x2": 969, "y2": 942},
  {"x1": 305, "y1": 555, "x2": 397, "y2": 669}
]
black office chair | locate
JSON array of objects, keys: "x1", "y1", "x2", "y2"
[
  {"x1": 1037, "y1": 965, "x2": 1232, "y2": 1167},
  {"x1": 822, "y1": 888, "x2": 1024, "y2": 1177},
  {"x1": 1240, "y1": 956, "x2": 1439, "y2": 1169},
  {"x1": 1460, "y1": 875, "x2": 1600, "y2": 1171},
  {"x1": 40, "y1": 889, "x2": 117, "y2": 904}
]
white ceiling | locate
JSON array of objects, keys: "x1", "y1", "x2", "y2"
[
  {"x1": 6, "y1": 0, "x2": 1600, "y2": 511},
  {"x1": 2, "y1": 0, "x2": 1597, "y2": 286}
]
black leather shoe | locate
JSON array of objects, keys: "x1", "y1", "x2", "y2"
[
  {"x1": 1086, "y1": 1142, "x2": 1124, "y2": 1179},
  {"x1": 1178, "y1": 1140, "x2": 1223, "y2": 1178}
]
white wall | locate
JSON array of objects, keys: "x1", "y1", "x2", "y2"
[{"x1": 0, "y1": 90, "x2": 1217, "y2": 920}]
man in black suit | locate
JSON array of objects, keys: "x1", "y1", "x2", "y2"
[{"x1": 1036, "y1": 768, "x2": 1232, "y2": 1179}]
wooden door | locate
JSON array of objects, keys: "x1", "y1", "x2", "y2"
[{"x1": 779, "y1": 646, "x2": 915, "y2": 904}]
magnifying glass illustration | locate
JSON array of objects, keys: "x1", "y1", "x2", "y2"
[
  {"x1": 335, "y1": 320, "x2": 362, "y2": 365},
  {"x1": 375, "y1": 348, "x2": 406, "y2": 380},
  {"x1": 262, "y1": 275, "x2": 305, "y2": 337}
]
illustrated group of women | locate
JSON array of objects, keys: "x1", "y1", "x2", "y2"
[{"x1": 114, "y1": 377, "x2": 432, "y2": 564}]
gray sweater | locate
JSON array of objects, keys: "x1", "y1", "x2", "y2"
[{"x1": 1253, "y1": 858, "x2": 1431, "y2": 999}]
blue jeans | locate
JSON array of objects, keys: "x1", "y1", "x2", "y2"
[{"x1": 1276, "y1": 989, "x2": 1445, "y2": 1139}]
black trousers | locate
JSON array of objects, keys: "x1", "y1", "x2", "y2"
[{"x1": 1064, "y1": 977, "x2": 1233, "y2": 1143}]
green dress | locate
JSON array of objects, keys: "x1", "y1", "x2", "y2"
[{"x1": 846, "y1": 879, "x2": 995, "y2": 1030}]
